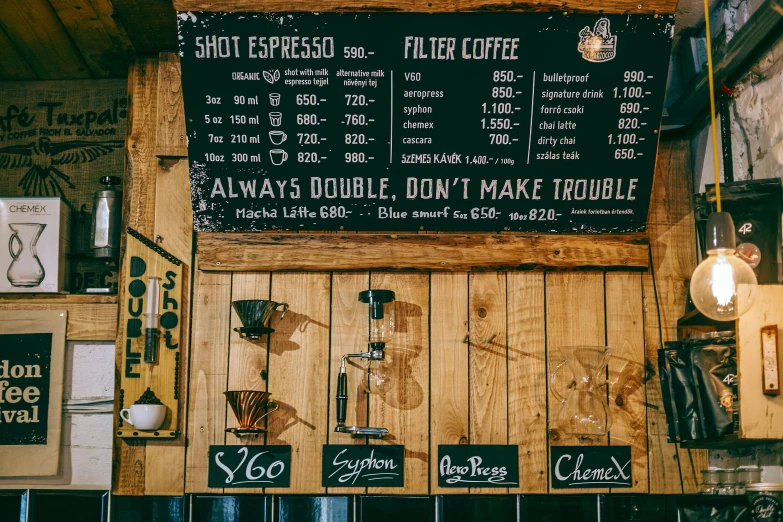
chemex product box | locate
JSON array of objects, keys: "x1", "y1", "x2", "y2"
[{"x1": 0, "y1": 198, "x2": 70, "y2": 293}]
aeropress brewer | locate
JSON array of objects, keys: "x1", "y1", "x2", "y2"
[{"x1": 335, "y1": 289, "x2": 395, "y2": 438}]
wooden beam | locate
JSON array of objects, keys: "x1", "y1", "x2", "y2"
[
  {"x1": 172, "y1": 0, "x2": 675, "y2": 15},
  {"x1": 197, "y1": 233, "x2": 649, "y2": 272},
  {"x1": 0, "y1": 294, "x2": 117, "y2": 341},
  {"x1": 48, "y1": 0, "x2": 135, "y2": 78},
  {"x1": 0, "y1": 0, "x2": 91, "y2": 79},
  {"x1": 0, "y1": 26, "x2": 36, "y2": 80},
  {"x1": 111, "y1": 0, "x2": 177, "y2": 54}
]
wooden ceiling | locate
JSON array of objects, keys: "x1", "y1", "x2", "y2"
[{"x1": 0, "y1": 0, "x2": 177, "y2": 80}]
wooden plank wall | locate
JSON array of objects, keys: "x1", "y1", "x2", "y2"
[{"x1": 113, "y1": 54, "x2": 703, "y2": 495}]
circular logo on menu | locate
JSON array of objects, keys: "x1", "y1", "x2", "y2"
[
  {"x1": 737, "y1": 243, "x2": 762, "y2": 268},
  {"x1": 737, "y1": 219, "x2": 756, "y2": 239},
  {"x1": 752, "y1": 493, "x2": 783, "y2": 521}
]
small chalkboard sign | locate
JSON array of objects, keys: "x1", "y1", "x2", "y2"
[
  {"x1": 438, "y1": 445, "x2": 519, "y2": 487},
  {"x1": 322, "y1": 445, "x2": 404, "y2": 487},
  {"x1": 208, "y1": 445, "x2": 291, "y2": 488},
  {"x1": 551, "y1": 446, "x2": 632, "y2": 489}
]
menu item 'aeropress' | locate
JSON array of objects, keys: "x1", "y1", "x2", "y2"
[{"x1": 335, "y1": 289, "x2": 395, "y2": 438}]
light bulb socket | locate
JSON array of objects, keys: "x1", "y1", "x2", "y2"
[{"x1": 705, "y1": 212, "x2": 736, "y2": 253}]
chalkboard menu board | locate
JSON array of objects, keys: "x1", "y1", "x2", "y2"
[{"x1": 177, "y1": 12, "x2": 673, "y2": 233}]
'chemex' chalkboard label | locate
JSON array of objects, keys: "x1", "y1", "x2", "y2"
[
  {"x1": 322, "y1": 444, "x2": 404, "y2": 487},
  {"x1": 0, "y1": 333, "x2": 51, "y2": 445},
  {"x1": 177, "y1": 13, "x2": 673, "y2": 233},
  {"x1": 551, "y1": 446, "x2": 632, "y2": 488},
  {"x1": 438, "y1": 445, "x2": 519, "y2": 487},
  {"x1": 208, "y1": 445, "x2": 291, "y2": 488}
]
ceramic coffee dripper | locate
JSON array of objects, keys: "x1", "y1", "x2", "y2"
[
  {"x1": 120, "y1": 404, "x2": 167, "y2": 431},
  {"x1": 232, "y1": 299, "x2": 289, "y2": 339},
  {"x1": 224, "y1": 390, "x2": 278, "y2": 435}
]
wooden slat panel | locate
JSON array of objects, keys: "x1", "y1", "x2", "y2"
[
  {"x1": 606, "y1": 272, "x2": 648, "y2": 493},
  {"x1": 197, "y1": 233, "x2": 649, "y2": 272},
  {"x1": 327, "y1": 272, "x2": 370, "y2": 495},
  {"x1": 0, "y1": 301, "x2": 116, "y2": 340},
  {"x1": 223, "y1": 271, "x2": 271, "y2": 495},
  {"x1": 644, "y1": 139, "x2": 706, "y2": 494},
  {"x1": 430, "y1": 272, "x2": 469, "y2": 495},
  {"x1": 469, "y1": 272, "x2": 508, "y2": 494},
  {"x1": 545, "y1": 272, "x2": 607, "y2": 494},
  {"x1": 111, "y1": 0, "x2": 177, "y2": 54},
  {"x1": 184, "y1": 269, "x2": 231, "y2": 493},
  {"x1": 369, "y1": 272, "x2": 429, "y2": 495},
  {"x1": 508, "y1": 272, "x2": 547, "y2": 494},
  {"x1": 0, "y1": 27, "x2": 35, "y2": 80},
  {"x1": 0, "y1": 0, "x2": 91, "y2": 79},
  {"x1": 124, "y1": 57, "x2": 159, "y2": 237},
  {"x1": 48, "y1": 0, "x2": 134, "y2": 78},
  {"x1": 266, "y1": 273, "x2": 331, "y2": 494},
  {"x1": 172, "y1": 0, "x2": 676, "y2": 15},
  {"x1": 156, "y1": 53, "x2": 188, "y2": 157}
]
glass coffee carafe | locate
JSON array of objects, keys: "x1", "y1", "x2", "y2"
[
  {"x1": 551, "y1": 345, "x2": 613, "y2": 443},
  {"x1": 7, "y1": 223, "x2": 46, "y2": 287}
]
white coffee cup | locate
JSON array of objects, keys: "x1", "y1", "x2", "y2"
[
  {"x1": 269, "y1": 149, "x2": 288, "y2": 166},
  {"x1": 120, "y1": 404, "x2": 167, "y2": 430}
]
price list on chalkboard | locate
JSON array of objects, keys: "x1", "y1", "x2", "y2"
[{"x1": 177, "y1": 12, "x2": 673, "y2": 233}]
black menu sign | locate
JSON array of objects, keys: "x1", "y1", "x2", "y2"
[
  {"x1": 438, "y1": 445, "x2": 519, "y2": 487},
  {"x1": 178, "y1": 12, "x2": 673, "y2": 233},
  {"x1": 322, "y1": 444, "x2": 404, "y2": 487},
  {"x1": 208, "y1": 445, "x2": 291, "y2": 488},
  {"x1": 551, "y1": 446, "x2": 632, "y2": 488}
]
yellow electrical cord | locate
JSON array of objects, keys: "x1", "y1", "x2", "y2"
[{"x1": 703, "y1": 0, "x2": 723, "y2": 211}]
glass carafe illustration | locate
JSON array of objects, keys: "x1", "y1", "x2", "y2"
[
  {"x1": 551, "y1": 345, "x2": 612, "y2": 442},
  {"x1": 7, "y1": 223, "x2": 46, "y2": 287}
]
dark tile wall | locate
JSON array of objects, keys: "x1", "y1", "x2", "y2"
[
  {"x1": 8, "y1": 491, "x2": 751, "y2": 522},
  {"x1": 0, "y1": 490, "x2": 26, "y2": 522}
]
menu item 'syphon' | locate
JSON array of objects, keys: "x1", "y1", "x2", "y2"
[{"x1": 177, "y1": 13, "x2": 673, "y2": 233}]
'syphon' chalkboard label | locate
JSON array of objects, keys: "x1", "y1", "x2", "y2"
[
  {"x1": 551, "y1": 446, "x2": 632, "y2": 488},
  {"x1": 0, "y1": 333, "x2": 51, "y2": 445},
  {"x1": 438, "y1": 445, "x2": 519, "y2": 487},
  {"x1": 177, "y1": 13, "x2": 673, "y2": 233},
  {"x1": 322, "y1": 444, "x2": 404, "y2": 487},
  {"x1": 208, "y1": 445, "x2": 291, "y2": 487}
]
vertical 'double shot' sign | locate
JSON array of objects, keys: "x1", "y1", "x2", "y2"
[
  {"x1": 117, "y1": 228, "x2": 183, "y2": 439},
  {"x1": 0, "y1": 310, "x2": 66, "y2": 476}
]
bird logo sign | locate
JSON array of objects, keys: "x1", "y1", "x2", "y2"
[{"x1": 0, "y1": 137, "x2": 124, "y2": 207}]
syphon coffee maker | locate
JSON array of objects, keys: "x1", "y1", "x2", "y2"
[{"x1": 335, "y1": 289, "x2": 395, "y2": 438}]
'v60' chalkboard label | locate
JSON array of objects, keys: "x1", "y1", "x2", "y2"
[
  {"x1": 322, "y1": 445, "x2": 404, "y2": 487},
  {"x1": 551, "y1": 446, "x2": 632, "y2": 488},
  {"x1": 208, "y1": 445, "x2": 291, "y2": 488},
  {"x1": 438, "y1": 445, "x2": 519, "y2": 487}
]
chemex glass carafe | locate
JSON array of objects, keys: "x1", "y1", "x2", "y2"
[
  {"x1": 7, "y1": 223, "x2": 46, "y2": 287},
  {"x1": 551, "y1": 345, "x2": 613, "y2": 442}
]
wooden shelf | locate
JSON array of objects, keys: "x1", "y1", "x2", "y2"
[
  {"x1": 680, "y1": 435, "x2": 781, "y2": 449},
  {"x1": 0, "y1": 293, "x2": 118, "y2": 341}
]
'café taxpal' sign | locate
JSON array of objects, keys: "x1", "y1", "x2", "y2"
[{"x1": 551, "y1": 446, "x2": 632, "y2": 488}]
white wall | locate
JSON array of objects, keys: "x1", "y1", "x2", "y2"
[{"x1": 0, "y1": 342, "x2": 114, "y2": 490}]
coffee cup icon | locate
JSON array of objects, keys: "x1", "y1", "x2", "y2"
[
  {"x1": 269, "y1": 130, "x2": 287, "y2": 146},
  {"x1": 269, "y1": 112, "x2": 282, "y2": 127},
  {"x1": 269, "y1": 149, "x2": 288, "y2": 166},
  {"x1": 269, "y1": 93, "x2": 280, "y2": 106}
]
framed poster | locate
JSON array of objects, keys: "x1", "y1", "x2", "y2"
[{"x1": 0, "y1": 310, "x2": 66, "y2": 476}]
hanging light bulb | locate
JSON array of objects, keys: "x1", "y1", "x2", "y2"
[
  {"x1": 690, "y1": 212, "x2": 757, "y2": 320},
  {"x1": 690, "y1": 0, "x2": 757, "y2": 321}
]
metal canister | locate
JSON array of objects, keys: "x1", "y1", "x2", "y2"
[
  {"x1": 90, "y1": 176, "x2": 122, "y2": 258},
  {"x1": 747, "y1": 483, "x2": 783, "y2": 521}
]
